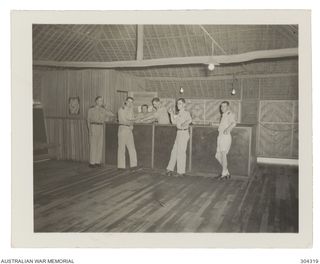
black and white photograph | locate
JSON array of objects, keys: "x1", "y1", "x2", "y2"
[{"x1": 10, "y1": 10, "x2": 313, "y2": 248}]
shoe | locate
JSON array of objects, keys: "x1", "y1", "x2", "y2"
[
  {"x1": 166, "y1": 170, "x2": 173, "y2": 176},
  {"x1": 88, "y1": 164, "x2": 95, "y2": 168},
  {"x1": 219, "y1": 174, "x2": 231, "y2": 180},
  {"x1": 214, "y1": 174, "x2": 222, "y2": 179},
  {"x1": 177, "y1": 173, "x2": 186, "y2": 177}
]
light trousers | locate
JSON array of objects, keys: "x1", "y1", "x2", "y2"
[
  {"x1": 167, "y1": 130, "x2": 190, "y2": 174},
  {"x1": 89, "y1": 124, "x2": 104, "y2": 164},
  {"x1": 117, "y1": 126, "x2": 137, "y2": 168}
]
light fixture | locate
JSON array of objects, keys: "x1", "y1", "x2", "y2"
[
  {"x1": 231, "y1": 87, "x2": 236, "y2": 95},
  {"x1": 179, "y1": 87, "x2": 184, "y2": 94},
  {"x1": 231, "y1": 74, "x2": 236, "y2": 95},
  {"x1": 208, "y1": 63, "x2": 215, "y2": 71}
]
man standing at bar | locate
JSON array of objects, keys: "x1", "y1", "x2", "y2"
[
  {"x1": 136, "y1": 104, "x2": 151, "y2": 123},
  {"x1": 87, "y1": 96, "x2": 115, "y2": 168},
  {"x1": 117, "y1": 96, "x2": 139, "y2": 171},
  {"x1": 215, "y1": 101, "x2": 236, "y2": 180},
  {"x1": 166, "y1": 98, "x2": 192, "y2": 176},
  {"x1": 139, "y1": 97, "x2": 170, "y2": 124}
]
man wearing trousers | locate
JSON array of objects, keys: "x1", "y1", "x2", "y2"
[
  {"x1": 117, "y1": 96, "x2": 139, "y2": 171},
  {"x1": 215, "y1": 101, "x2": 236, "y2": 180},
  {"x1": 166, "y1": 98, "x2": 192, "y2": 176},
  {"x1": 87, "y1": 96, "x2": 115, "y2": 168}
]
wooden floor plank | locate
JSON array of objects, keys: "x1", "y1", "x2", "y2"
[{"x1": 34, "y1": 161, "x2": 298, "y2": 233}]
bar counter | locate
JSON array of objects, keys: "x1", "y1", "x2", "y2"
[{"x1": 105, "y1": 122, "x2": 256, "y2": 177}]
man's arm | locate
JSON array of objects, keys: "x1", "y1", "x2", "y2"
[
  {"x1": 105, "y1": 109, "x2": 115, "y2": 117},
  {"x1": 180, "y1": 112, "x2": 192, "y2": 128},
  {"x1": 139, "y1": 112, "x2": 156, "y2": 122},
  {"x1": 168, "y1": 108, "x2": 178, "y2": 124},
  {"x1": 87, "y1": 110, "x2": 91, "y2": 133},
  {"x1": 223, "y1": 113, "x2": 237, "y2": 134}
]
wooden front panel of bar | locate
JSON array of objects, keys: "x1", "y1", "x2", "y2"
[
  {"x1": 105, "y1": 123, "x2": 153, "y2": 168},
  {"x1": 153, "y1": 125, "x2": 190, "y2": 171},
  {"x1": 191, "y1": 126, "x2": 251, "y2": 176}
]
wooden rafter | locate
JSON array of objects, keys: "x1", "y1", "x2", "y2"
[
  {"x1": 136, "y1": 25, "x2": 144, "y2": 61},
  {"x1": 34, "y1": 48, "x2": 298, "y2": 69}
]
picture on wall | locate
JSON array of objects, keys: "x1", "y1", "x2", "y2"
[{"x1": 68, "y1": 96, "x2": 80, "y2": 115}]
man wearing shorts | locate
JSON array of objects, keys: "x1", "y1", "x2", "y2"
[{"x1": 215, "y1": 101, "x2": 236, "y2": 180}]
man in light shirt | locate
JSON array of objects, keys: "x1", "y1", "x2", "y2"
[
  {"x1": 139, "y1": 97, "x2": 170, "y2": 124},
  {"x1": 166, "y1": 98, "x2": 192, "y2": 176},
  {"x1": 215, "y1": 101, "x2": 236, "y2": 180},
  {"x1": 87, "y1": 96, "x2": 115, "y2": 168},
  {"x1": 136, "y1": 104, "x2": 151, "y2": 123},
  {"x1": 117, "y1": 96, "x2": 140, "y2": 171}
]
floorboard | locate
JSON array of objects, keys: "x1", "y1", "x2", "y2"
[{"x1": 33, "y1": 161, "x2": 299, "y2": 233}]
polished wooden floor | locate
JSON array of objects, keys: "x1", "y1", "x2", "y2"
[{"x1": 34, "y1": 160, "x2": 298, "y2": 232}]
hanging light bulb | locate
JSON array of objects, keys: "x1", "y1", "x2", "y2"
[
  {"x1": 231, "y1": 74, "x2": 236, "y2": 95},
  {"x1": 231, "y1": 87, "x2": 236, "y2": 95},
  {"x1": 179, "y1": 87, "x2": 184, "y2": 94},
  {"x1": 208, "y1": 63, "x2": 215, "y2": 71}
]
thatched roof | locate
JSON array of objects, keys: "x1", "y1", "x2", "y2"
[{"x1": 33, "y1": 24, "x2": 298, "y2": 77}]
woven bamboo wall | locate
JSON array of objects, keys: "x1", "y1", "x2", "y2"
[
  {"x1": 146, "y1": 74, "x2": 298, "y2": 159},
  {"x1": 160, "y1": 98, "x2": 241, "y2": 125},
  {"x1": 258, "y1": 100, "x2": 298, "y2": 158},
  {"x1": 37, "y1": 69, "x2": 145, "y2": 161},
  {"x1": 35, "y1": 68, "x2": 298, "y2": 160}
]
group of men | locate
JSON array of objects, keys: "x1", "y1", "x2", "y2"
[{"x1": 87, "y1": 96, "x2": 236, "y2": 179}]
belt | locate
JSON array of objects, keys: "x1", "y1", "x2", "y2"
[
  {"x1": 91, "y1": 122, "x2": 103, "y2": 125},
  {"x1": 177, "y1": 128, "x2": 189, "y2": 131}
]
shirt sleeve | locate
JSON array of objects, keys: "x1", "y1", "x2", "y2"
[
  {"x1": 118, "y1": 108, "x2": 124, "y2": 123},
  {"x1": 87, "y1": 109, "x2": 92, "y2": 122},
  {"x1": 104, "y1": 108, "x2": 115, "y2": 117},
  {"x1": 186, "y1": 111, "x2": 192, "y2": 124},
  {"x1": 229, "y1": 112, "x2": 236, "y2": 124},
  {"x1": 153, "y1": 110, "x2": 159, "y2": 119}
]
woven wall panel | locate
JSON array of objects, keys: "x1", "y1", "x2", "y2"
[
  {"x1": 160, "y1": 98, "x2": 240, "y2": 124},
  {"x1": 260, "y1": 101, "x2": 294, "y2": 123},
  {"x1": 260, "y1": 75, "x2": 298, "y2": 100},
  {"x1": 205, "y1": 100, "x2": 240, "y2": 123},
  {"x1": 160, "y1": 98, "x2": 176, "y2": 111},
  {"x1": 145, "y1": 79, "x2": 241, "y2": 99},
  {"x1": 241, "y1": 100, "x2": 259, "y2": 124},
  {"x1": 185, "y1": 99, "x2": 205, "y2": 124},
  {"x1": 258, "y1": 124, "x2": 293, "y2": 158},
  {"x1": 242, "y1": 79, "x2": 260, "y2": 99}
]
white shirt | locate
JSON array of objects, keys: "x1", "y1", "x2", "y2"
[
  {"x1": 171, "y1": 109, "x2": 192, "y2": 129},
  {"x1": 218, "y1": 110, "x2": 236, "y2": 133}
]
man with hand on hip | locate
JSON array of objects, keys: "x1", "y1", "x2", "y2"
[{"x1": 215, "y1": 101, "x2": 236, "y2": 180}]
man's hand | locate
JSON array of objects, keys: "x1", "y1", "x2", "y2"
[{"x1": 223, "y1": 128, "x2": 230, "y2": 135}]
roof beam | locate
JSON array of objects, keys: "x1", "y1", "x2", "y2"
[
  {"x1": 33, "y1": 48, "x2": 298, "y2": 69},
  {"x1": 144, "y1": 72, "x2": 298, "y2": 81},
  {"x1": 136, "y1": 25, "x2": 144, "y2": 61}
]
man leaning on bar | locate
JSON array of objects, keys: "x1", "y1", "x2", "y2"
[{"x1": 139, "y1": 97, "x2": 170, "y2": 124}]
